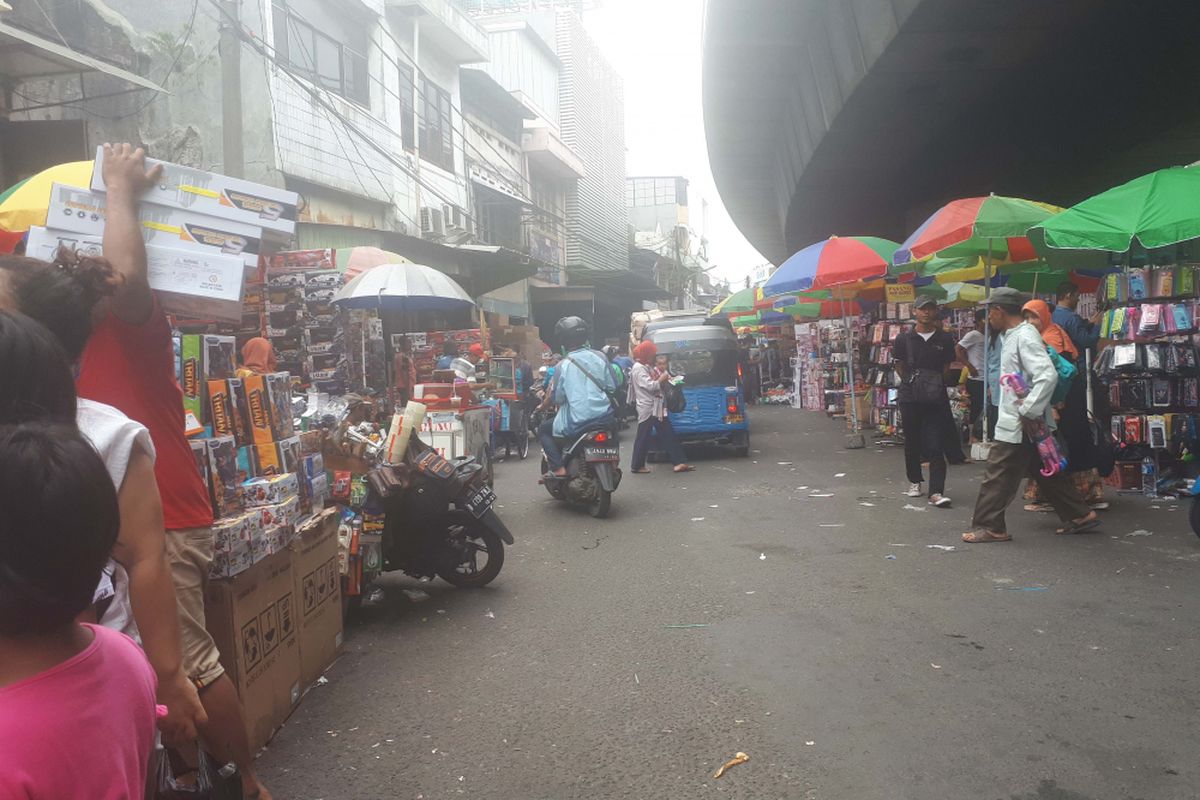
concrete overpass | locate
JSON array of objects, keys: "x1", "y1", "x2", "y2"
[{"x1": 703, "y1": 0, "x2": 1200, "y2": 266}]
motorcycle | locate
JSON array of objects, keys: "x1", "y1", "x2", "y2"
[
  {"x1": 363, "y1": 434, "x2": 513, "y2": 590},
  {"x1": 539, "y1": 423, "x2": 622, "y2": 518}
]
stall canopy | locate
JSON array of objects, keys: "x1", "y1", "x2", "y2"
[{"x1": 332, "y1": 262, "x2": 475, "y2": 313}]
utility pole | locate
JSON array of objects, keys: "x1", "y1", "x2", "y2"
[{"x1": 219, "y1": 0, "x2": 245, "y2": 178}]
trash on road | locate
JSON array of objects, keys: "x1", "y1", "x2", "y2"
[
  {"x1": 819, "y1": 523, "x2": 845, "y2": 528},
  {"x1": 664, "y1": 623, "x2": 710, "y2": 629},
  {"x1": 885, "y1": 554, "x2": 897, "y2": 560},
  {"x1": 902, "y1": 504, "x2": 926, "y2": 512},
  {"x1": 316, "y1": 676, "x2": 329, "y2": 686},
  {"x1": 834, "y1": 472, "x2": 846, "y2": 477},
  {"x1": 1126, "y1": 529, "x2": 1154, "y2": 537},
  {"x1": 691, "y1": 517, "x2": 706, "y2": 522},
  {"x1": 804, "y1": 741, "x2": 815, "y2": 746},
  {"x1": 777, "y1": 461, "x2": 793, "y2": 465},
  {"x1": 401, "y1": 588, "x2": 431, "y2": 602},
  {"x1": 926, "y1": 544, "x2": 956, "y2": 552},
  {"x1": 713, "y1": 752, "x2": 750, "y2": 779},
  {"x1": 995, "y1": 586, "x2": 1048, "y2": 592},
  {"x1": 796, "y1": 485, "x2": 809, "y2": 490},
  {"x1": 484, "y1": 610, "x2": 496, "y2": 618},
  {"x1": 931, "y1": 663, "x2": 942, "y2": 669},
  {"x1": 809, "y1": 493, "x2": 834, "y2": 498},
  {"x1": 860, "y1": 501, "x2": 876, "y2": 507},
  {"x1": 709, "y1": 504, "x2": 720, "y2": 508},
  {"x1": 758, "y1": 552, "x2": 767, "y2": 560}
]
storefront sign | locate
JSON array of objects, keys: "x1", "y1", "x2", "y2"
[{"x1": 885, "y1": 284, "x2": 916, "y2": 303}]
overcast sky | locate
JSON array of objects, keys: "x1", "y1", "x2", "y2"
[{"x1": 582, "y1": 0, "x2": 767, "y2": 286}]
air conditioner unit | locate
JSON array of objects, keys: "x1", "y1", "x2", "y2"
[
  {"x1": 420, "y1": 206, "x2": 445, "y2": 238},
  {"x1": 443, "y1": 204, "x2": 473, "y2": 237}
]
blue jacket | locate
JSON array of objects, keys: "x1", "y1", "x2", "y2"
[
  {"x1": 1051, "y1": 305, "x2": 1099, "y2": 352},
  {"x1": 552, "y1": 348, "x2": 617, "y2": 436}
]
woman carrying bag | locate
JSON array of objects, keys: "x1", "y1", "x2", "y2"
[{"x1": 628, "y1": 341, "x2": 694, "y2": 474}]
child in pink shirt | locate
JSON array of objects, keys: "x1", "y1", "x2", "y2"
[{"x1": 0, "y1": 422, "x2": 158, "y2": 799}]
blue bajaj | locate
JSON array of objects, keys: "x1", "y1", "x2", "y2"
[{"x1": 646, "y1": 325, "x2": 750, "y2": 457}]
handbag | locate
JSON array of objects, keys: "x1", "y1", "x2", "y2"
[
  {"x1": 898, "y1": 332, "x2": 946, "y2": 404},
  {"x1": 662, "y1": 379, "x2": 686, "y2": 414}
]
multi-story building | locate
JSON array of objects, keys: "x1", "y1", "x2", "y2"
[{"x1": 626, "y1": 175, "x2": 713, "y2": 310}]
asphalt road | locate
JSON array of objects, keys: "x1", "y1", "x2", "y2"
[{"x1": 258, "y1": 406, "x2": 1200, "y2": 800}]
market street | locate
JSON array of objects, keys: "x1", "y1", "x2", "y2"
[{"x1": 258, "y1": 407, "x2": 1200, "y2": 800}]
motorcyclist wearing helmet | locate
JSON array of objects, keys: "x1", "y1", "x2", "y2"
[{"x1": 539, "y1": 316, "x2": 618, "y2": 477}]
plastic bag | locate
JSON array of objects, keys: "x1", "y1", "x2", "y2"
[{"x1": 155, "y1": 747, "x2": 216, "y2": 799}]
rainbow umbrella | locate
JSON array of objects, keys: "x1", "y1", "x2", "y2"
[
  {"x1": 0, "y1": 161, "x2": 94, "y2": 234},
  {"x1": 763, "y1": 236, "x2": 898, "y2": 295},
  {"x1": 893, "y1": 195, "x2": 1062, "y2": 267},
  {"x1": 711, "y1": 286, "x2": 761, "y2": 316}
]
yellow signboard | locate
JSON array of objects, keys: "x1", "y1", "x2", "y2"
[{"x1": 885, "y1": 284, "x2": 916, "y2": 303}]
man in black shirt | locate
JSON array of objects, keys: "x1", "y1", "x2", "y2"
[{"x1": 894, "y1": 297, "x2": 957, "y2": 507}]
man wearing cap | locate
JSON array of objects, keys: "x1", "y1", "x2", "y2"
[
  {"x1": 963, "y1": 287, "x2": 1099, "y2": 543},
  {"x1": 893, "y1": 297, "x2": 957, "y2": 508}
]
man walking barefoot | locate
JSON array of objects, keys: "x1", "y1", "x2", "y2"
[{"x1": 962, "y1": 288, "x2": 1099, "y2": 543}]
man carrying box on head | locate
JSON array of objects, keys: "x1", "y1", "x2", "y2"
[{"x1": 74, "y1": 144, "x2": 273, "y2": 800}]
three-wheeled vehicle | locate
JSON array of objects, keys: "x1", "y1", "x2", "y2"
[{"x1": 645, "y1": 324, "x2": 750, "y2": 456}]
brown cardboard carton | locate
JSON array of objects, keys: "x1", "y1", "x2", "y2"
[
  {"x1": 203, "y1": 549, "x2": 301, "y2": 752},
  {"x1": 290, "y1": 510, "x2": 343, "y2": 688}
]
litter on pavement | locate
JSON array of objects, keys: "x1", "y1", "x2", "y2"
[
  {"x1": 995, "y1": 586, "x2": 1048, "y2": 592},
  {"x1": 664, "y1": 623, "x2": 710, "y2": 629},
  {"x1": 759, "y1": 552, "x2": 767, "y2": 560},
  {"x1": 926, "y1": 544, "x2": 956, "y2": 552},
  {"x1": 484, "y1": 610, "x2": 496, "y2": 618},
  {"x1": 691, "y1": 517, "x2": 706, "y2": 522},
  {"x1": 1126, "y1": 529, "x2": 1154, "y2": 537},
  {"x1": 713, "y1": 752, "x2": 750, "y2": 779},
  {"x1": 902, "y1": 504, "x2": 927, "y2": 512},
  {"x1": 401, "y1": 589, "x2": 431, "y2": 602},
  {"x1": 885, "y1": 554, "x2": 897, "y2": 560}
]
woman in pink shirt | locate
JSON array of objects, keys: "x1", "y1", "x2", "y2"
[{"x1": 0, "y1": 420, "x2": 158, "y2": 798}]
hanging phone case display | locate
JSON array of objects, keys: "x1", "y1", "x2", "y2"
[
  {"x1": 863, "y1": 319, "x2": 910, "y2": 435},
  {"x1": 1094, "y1": 263, "x2": 1200, "y2": 494},
  {"x1": 793, "y1": 324, "x2": 823, "y2": 410},
  {"x1": 821, "y1": 321, "x2": 851, "y2": 416}
]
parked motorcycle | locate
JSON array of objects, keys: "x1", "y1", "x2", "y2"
[
  {"x1": 367, "y1": 437, "x2": 513, "y2": 589},
  {"x1": 539, "y1": 423, "x2": 622, "y2": 518}
]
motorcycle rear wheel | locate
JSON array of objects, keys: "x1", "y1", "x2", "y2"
[
  {"x1": 591, "y1": 488, "x2": 612, "y2": 519},
  {"x1": 438, "y1": 511, "x2": 505, "y2": 588}
]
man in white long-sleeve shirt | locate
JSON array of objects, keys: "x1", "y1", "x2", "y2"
[{"x1": 963, "y1": 288, "x2": 1099, "y2": 543}]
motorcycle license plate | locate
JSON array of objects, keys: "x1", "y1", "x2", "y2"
[
  {"x1": 464, "y1": 484, "x2": 497, "y2": 518},
  {"x1": 585, "y1": 446, "x2": 620, "y2": 462}
]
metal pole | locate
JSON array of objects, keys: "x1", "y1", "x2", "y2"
[
  {"x1": 842, "y1": 295, "x2": 865, "y2": 448},
  {"x1": 219, "y1": 0, "x2": 244, "y2": 178},
  {"x1": 981, "y1": 241, "x2": 993, "y2": 445}
]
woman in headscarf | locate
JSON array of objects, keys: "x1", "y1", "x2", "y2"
[
  {"x1": 628, "y1": 340, "x2": 693, "y2": 474},
  {"x1": 1021, "y1": 299, "x2": 1097, "y2": 512},
  {"x1": 237, "y1": 337, "x2": 277, "y2": 377}
]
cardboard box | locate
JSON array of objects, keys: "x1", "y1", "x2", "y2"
[
  {"x1": 181, "y1": 335, "x2": 204, "y2": 426},
  {"x1": 212, "y1": 513, "x2": 252, "y2": 553},
  {"x1": 265, "y1": 372, "x2": 294, "y2": 438},
  {"x1": 189, "y1": 439, "x2": 209, "y2": 488},
  {"x1": 242, "y1": 375, "x2": 274, "y2": 445},
  {"x1": 252, "y1": 442, "x2": 283, "y2": 476},
  {"x1": 208, "y1": 380, "x2": 236, "y2": 439},
  {"x1": 243, "y1": 473, "x2": 299, "y2": 507},
  {"x1": 226, "y1": 377, "x2": 252, "y2": 446},
  {"x1": 267, "y1": 249, "x2": 335, "y2": 272},
  {"x1": 304, "y1": 271, "x2": 342, "y2": 289},
  {"x1": 26, "y1": 227, "x2": 246, "y2": 322},
  {"x1": 205, "y1": 436, "x2": 242, "y2": 518},
  {"x1": 256, "y1": 496, "x2": 301, "y2": 529},
  {"x1": 204, "y1": 549, "x2": 301, "y2": 751},
  {"x1": 202, "y1": 336, "x2": 237, "y2": 381},
  {"x1": 91, "y1": 145, "x2": 298, "y2": 238},
  {"x1": 291, "y1": 511, "x2": 343, "y2": 688},
  {"x1": 47, "y1": 183, "x2": 264, "y2": 270}
]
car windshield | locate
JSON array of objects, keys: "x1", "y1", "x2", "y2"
[{"x1": 665, "y1": 349, "x2": 738, "y2": 386}]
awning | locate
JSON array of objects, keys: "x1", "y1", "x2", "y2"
[
  {"x1": 571, "y1": 268, "x2": 672, "y2": 300},
  {"x1": 0, "y1": 20, "x2": 166, "y2": 93}
]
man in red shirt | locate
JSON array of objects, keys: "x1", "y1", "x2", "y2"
[{"x1": 75, "y1": 144, "x2": 271, "y2": 800}]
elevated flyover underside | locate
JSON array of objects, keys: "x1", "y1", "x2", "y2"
[{"x1": 704, "y1": 0, "x2": 1200, "y2": 265}]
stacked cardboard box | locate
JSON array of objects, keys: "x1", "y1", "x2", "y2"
[
  {"x1": 264, "y1": 250, "x2": 347, "y2": 393},
  {"x1": 303, "y1": 270, "x2": 348, "y2": 394}
]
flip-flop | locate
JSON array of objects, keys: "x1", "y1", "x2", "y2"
[
  {"x1": 962, "y1": 529, "x2": 1012, "y2": 543},
  {"x1": 632, "y1": 468, "x2": 652, "y2": 474},
  {"x1": 673, "y1": 465, "x2": 695, "y2": 473},
  {"x1": 1056, "y1": 516, "x2": 1101, "y2": 535}
]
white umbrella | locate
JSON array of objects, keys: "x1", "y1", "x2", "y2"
[{"x1": 331, "y1": 262, "x2": 475, "y2": 313}]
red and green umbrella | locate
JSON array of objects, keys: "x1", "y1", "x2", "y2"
[
  {"x1": 763, "y1": 236, "x2": 899, "y2": 295},
  {"x1": 893, "y1": 195, "x2": 1062, "y2": 267}
]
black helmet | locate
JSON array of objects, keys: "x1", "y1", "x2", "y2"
[{"x1": 555, "y1": 316, "x2": 589, "y2": 350}]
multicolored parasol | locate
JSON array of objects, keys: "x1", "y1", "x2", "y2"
[
  {"x1": 893, "y1": 195, "x2": 1061, "y2": 267},
  {"x1": 763, "y1": 236, "x2": 899, "y2": 295}
]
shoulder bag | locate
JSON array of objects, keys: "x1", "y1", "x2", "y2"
[
  {"x1": 898, "y1": 332, "x2": 946, "y2": 404},
  {"x1": 562, "y1": 353, "x2": 620, "y2": 414}
]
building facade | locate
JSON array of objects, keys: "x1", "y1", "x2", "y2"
[{"x1": 626, "y1": 176, "x2": 714, "y2": 310}]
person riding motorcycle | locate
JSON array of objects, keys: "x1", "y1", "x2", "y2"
[{"x1": 538, "y1": 317, "x2": 618, "y2": 478}]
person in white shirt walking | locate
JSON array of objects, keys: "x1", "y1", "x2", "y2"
[
  {"x1": 955, "y1": 309, "x2": 987, "y2": 438},
  {"x1": 962, "y1": 288, "x2": 1100, "y2": 543}
]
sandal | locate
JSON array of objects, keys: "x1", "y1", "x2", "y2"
[
  {"x1": 673, "y1": 464, "x2": 695, "y2": 473},
  {"x1": 962, "y1": 529, "x2": 1012, "y2": 543},
  {"x1": 632, "y1": 468, "x2": 652, "y2": 474},
  {"x1": 1024, "y1": 502, "x2": 1054, "y2": 513},
  {"x1": 1056, "y1": 514, "x2": 1100, "y2": 535}
]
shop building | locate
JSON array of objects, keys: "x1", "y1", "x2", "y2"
[{"x1": 626, "y1": 175, "x2": 715, "y2": 311}]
